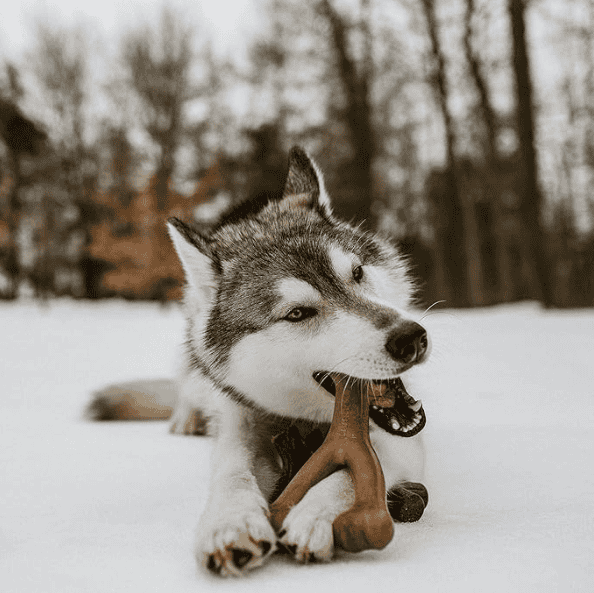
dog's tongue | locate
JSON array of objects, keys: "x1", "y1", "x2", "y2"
[{"x1": 368, "y1": 382, "x2": 397, "y2": 408}]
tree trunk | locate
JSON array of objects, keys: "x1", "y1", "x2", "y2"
[
  {"x1": 508, "y1": 0, "x2": 553, "y2": 306},
  {"x1": 4, "y1": 151, "x2": 21, "y2": 299},
  {"x1": 421, "y1": 0, "x2": 469, "y2": 306},
  {"x1": 462, "y1": 0, "x2": 506, "y2": 305},
  {"x1": 463, "y1": 0, "x2": 498, "y2": 160},
  {"x1": 318, "y1": 0, "x2": 375, "y2": 227}
]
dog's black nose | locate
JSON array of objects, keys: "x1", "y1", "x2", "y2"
[{"x1": 385, "y1": 322, "x2": 428, "y2": 365}]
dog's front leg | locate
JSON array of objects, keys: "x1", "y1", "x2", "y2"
[
  {"x1": 196, "y1": 404, "x2": 276, "y2": 576},
  {"x1": 278, "y1": 468, "x2": 355, "y2": 563}
]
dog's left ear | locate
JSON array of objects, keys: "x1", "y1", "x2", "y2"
[{"x1": 280, "y1": 146, "x2": 332, "y2": 217}]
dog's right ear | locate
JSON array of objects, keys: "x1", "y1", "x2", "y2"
[{"x1": 167, "y1": 218, "x2": 218, "y2": 302}]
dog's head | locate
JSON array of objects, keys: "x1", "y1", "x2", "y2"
[{"x1": 168, "y1": 147, "x2": 429, "y2": 424}]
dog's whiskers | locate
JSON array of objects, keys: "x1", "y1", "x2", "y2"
[
  {"x1": 315, "y1": 356, "x2": 360, "y2": 389},
  {"x1": 420, "y1": 300, "x2": 446, "y2": 321}
]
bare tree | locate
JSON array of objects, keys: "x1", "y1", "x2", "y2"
[
  {"x1": 0, "y1": 65, "x2": 46, "y2": 298},
  {"x1": 462, "y1": 0, "x2": 499, "y2": 160},
  {"x1": 577, "y1": 0, "x2": 594, "y2": 233},
  {"x1": 507, "y1": 0, "x2": 553, "y2": 306},
  {"x1": 122, "y1": 8, "x2": 196, "y2": 210},
  {"x1": 32, "y1": 24, "x2": 87, "y2": 155},
  {"x1": 316, "y1": 0, "x2": 376, "y2": 226},
  {"x1": 420, "y1": 0, "x2": 469, "y2": 306},
  {"x1": 29, "y1": 22, "x2": 98, "y2": 297},
  {"x1": 459, "y1": 0, "x2": 512, "y2": 305},
  {"x1": 102, "y1": 126, "x2": 136, "y2": 207},
  {"x1": 253, "y1": 0, "x2": 382, "y2": 226},
  {"x1": 247, "y1": 9, "x2": 288, "y2": 127}
]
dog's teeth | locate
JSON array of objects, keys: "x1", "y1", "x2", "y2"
[
  {"x1": 391, "y1": 419, "x2": 400, "y2": 430},
  {"x1": 410, "y1": 400, "x2": 422, "y2": 413}
]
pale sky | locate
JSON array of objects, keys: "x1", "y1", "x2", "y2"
[
  {"x1": 0, "y1": 0, "x2": 260, "y2": 61},
  {"x1": 0, "y1": 0, "x2": 264, "y2": 136}
]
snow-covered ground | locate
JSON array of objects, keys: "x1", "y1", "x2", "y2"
[{"x1": 1, "y1": 300, "x2": 593, "y2": 592}]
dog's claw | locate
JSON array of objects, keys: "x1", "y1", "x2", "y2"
[
  {"x1": 259, "y1": 540, "x2": 272, "y2": 554},
  {"x1": 278, "y1": 510, "x2": 335, "y2": 563},
  {"x1": 197, "y1": 506, "x2": 277, "y2": 577},
  {"x1": 231, "y1": 548, "x2": 253, "y2": 569},
  {"x1": 204, "y1": 540, "x2": 274, "y2": 577},
  {"x1": 207, "y1": 554, "x2": 221, "y2": 574},
  {"x1": 285, "y1": 544, "x2": 298, "y2": 555}
]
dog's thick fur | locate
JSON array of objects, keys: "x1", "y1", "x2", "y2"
[{"x1": 88, "y1": 147, "x2": 430, "y2": 576}]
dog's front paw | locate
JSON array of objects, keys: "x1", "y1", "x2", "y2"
[
  {"x1": 197, "y1": 505, "x2": 276, "y2": 576},
  {"x1": 278, "y1": 504, "x2": 335, "y2": 563}
]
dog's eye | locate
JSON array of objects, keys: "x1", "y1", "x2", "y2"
[
  {"x1": 284, "y1": 307, "x2": 317, "y2": 322},
  {"x1": 352, "y1": 265, "x2": 364, "y2": 283}
]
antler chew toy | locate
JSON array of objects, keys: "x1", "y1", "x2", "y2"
[{"x1": 269, "y1": 374, "x2": 394, "y2": 552}]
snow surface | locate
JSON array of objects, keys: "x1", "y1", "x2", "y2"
[{"x1": 1, "y1": 300, "x2": 593, "y2": 592}]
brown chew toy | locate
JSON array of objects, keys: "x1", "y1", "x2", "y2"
[{"x1": 269, "y1": 373, "x2": 394, "y2": 552}]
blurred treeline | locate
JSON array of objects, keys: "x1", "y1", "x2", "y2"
[{"x1": 1, "y1": 0, "x2": 593, "y2": 307}]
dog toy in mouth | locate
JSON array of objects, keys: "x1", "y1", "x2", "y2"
[{"x1": 269, "y1": 373, "x2": 394, "y2": 552}]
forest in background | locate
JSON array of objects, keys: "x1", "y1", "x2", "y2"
[{"x1": 1, "y1": 0, "x2": 593, "y2": 307}]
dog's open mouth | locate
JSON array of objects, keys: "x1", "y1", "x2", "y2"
[{"x1": 313, "y1": 373, "x2": 426, "y2": 438}]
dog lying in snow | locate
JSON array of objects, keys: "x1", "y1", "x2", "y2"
[{"x1": 88, "y1": 147, "x2": 430, "y2": 576}]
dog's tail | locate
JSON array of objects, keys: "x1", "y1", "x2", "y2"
[{"x1": 85, "y1": 379, "x2": 177, "y2": 421}]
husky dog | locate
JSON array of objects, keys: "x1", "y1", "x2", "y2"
[{"x1": 88, "y1": 147, "x2": 430, "y2": 576}]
